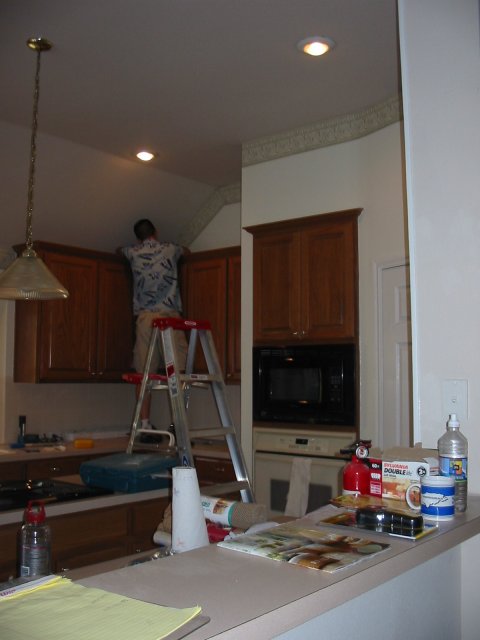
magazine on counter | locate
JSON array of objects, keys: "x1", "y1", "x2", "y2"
[{"x1": 217, "y1": 522, "x2": 389, "y2": 573}]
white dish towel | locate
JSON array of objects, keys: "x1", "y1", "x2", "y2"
[{"x1": 284, "y1": 457, "x2": 312, "y2": 517}]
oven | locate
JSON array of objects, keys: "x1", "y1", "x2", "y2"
[{"x1": 253, "y1": 428, "x2": 355, "y2": 518}]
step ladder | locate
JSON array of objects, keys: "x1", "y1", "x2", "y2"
[{"x1": 124, "y1": 317, "x2": 254, "y2": 503}]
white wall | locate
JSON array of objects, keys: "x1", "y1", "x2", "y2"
[
  {"x1": 151, "y1": 201, "x2": 243, "y2": 434},
  {"x1": 0, "y1": 121, "x2": 213, "y2": 252},
  {"x1": 189, "y1": 202, "x2": 241, "y2": 252},
  {"x1": 241, "y1": 122, "x2": 407, "y2": 465},
  {"x1": 0, "y1": 119, "x2": 214, "y2": 443},
  {"x1": 398, "y1": 2, "x2": 480, "y2": 637},
  {"x1": 1, "y1": 300, "x2": 136, "y2": 443}
]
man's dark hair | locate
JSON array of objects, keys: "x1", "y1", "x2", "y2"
[{"x1": 134, "y1": 218, "x2": 156, "y2": 241}]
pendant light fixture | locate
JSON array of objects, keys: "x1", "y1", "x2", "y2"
[{"x1": 0, "y1": 38, "x2": 68, "y2": 301}]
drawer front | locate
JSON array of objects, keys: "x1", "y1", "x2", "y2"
[
  {"x1": 0, "y1": 522, "x2": 20, "y2": 581},
  {"x1": 131, "y1": 498, "x2": 169, "y2": 536},
  {"x1": 55, "y1": 540, "x2": 128, "y2": 573},
  {"x1": 26, "y1": 455, "x2": 94, "y2": 479},
  {"x1": 0, "y1": 461, "x2": 26, "y2": 482},
  {"x1": 194, "y1": 456, "x2": 236, "y2": 485},
  {"x1": 49, "y1": 505, "x2": 130, "y2": 552}
]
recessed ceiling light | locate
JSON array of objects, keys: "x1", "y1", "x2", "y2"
[
  {"x1": 297, "y1": 36, "x2": 335, "y2": 57},
  {"x1": 136, "y1": 150, "x2": 157, "y2": 162}
]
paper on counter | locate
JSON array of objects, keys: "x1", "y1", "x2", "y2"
[{"x1": 0, "y1": 578, "x2": 202, "y2": 640}]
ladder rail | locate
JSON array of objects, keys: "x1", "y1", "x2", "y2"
[
  {"x1": 159, "y1": 325, "x2": 195, "y2": 467},
  {"x1": 127, "y1": 317, "x2": 254, "y2": 503},
  {"x1": 126, "y1": 326, "x2": 159, "y2": 455},
  {"x1": 199, "y1": 330, "x2": 254, "y2": 503}
]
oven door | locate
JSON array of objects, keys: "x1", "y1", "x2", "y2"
[{"x1": 254, "y1": 452, "x2": 344, "y2": 518}]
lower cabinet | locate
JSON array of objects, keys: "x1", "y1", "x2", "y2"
[
  {"x1": 25, "y1": 454, "x2": 108, "y2": 480},
  {"x1": 0, "y1": 453, "x2": 119, "y2": 482},
  {"x1": 195, "y1": 455, "x2": 241, "y2": 501},
  {"x1": 0, "y1": 497, "x2": 169, "y2": 581}
]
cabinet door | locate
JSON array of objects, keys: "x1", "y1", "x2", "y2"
[
  {"x1": 184, "y1": 258, "x2": 227, "y2": 374},
  {"x1": 97, "y1": 261, "x2": 134, "y2": 380},
  {"x1": 302, "y1": 220, "x2": 356, "y2": 339},
  {"x1": 253, "y1": 231, "x2": 302, "y2": 342},
  {"x1": 25, "y1": 454, "x2": 101, "y2": 480},
  {"x1": 226, "y1": 254, "x2": 241, "y2": 382},
  {"x1": 0, "y1": 461, "x2": 26, "y2": 482},
  {"x1": 0, "y1": 522, "x2": 19, "y2": 581},
  {"x1": 14, "y1": 243, "x2": 134, "y2": 383},
  {"x1": 38, "y1": 252, "x2": 98, "y2": 381}
]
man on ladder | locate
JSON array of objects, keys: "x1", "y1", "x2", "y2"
[{"x1": 118, "y1": 218, "x2": 189, "y2": 431}]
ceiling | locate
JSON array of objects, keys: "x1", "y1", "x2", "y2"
[{"x1": 0, "y1": 0, "x2": 400, "y2": 189}]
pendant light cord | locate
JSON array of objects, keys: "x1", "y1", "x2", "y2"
[{"x1": 25, "y1": 47, "x2": 42, "y2": 252}]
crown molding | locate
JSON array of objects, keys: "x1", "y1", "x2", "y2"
[
  {"x1": 177, "y1": 183, "x2": 241, "y2": 246},
  {"x1": 242, "y1": 94, "x2": 402, "y2": 167},
  {"x1": 180, "y1": 96, "x2": 402, "y2": 246}
]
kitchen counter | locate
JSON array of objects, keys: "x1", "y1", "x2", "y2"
[
  {"x1": 0, "y1": 480, "x2": 171, "y2": 526},
  {"x1": 0, "y1": 436, "x2": 130, "y2": 462},
  {"x1": 0, "y1": 435, "x2": 230, "y2": 463},
  {"x1": 0, "y1": 436, "x2": 230, "y2": 526},
  {"x1": 74, "y1": 497, "x2": 480, "y2": 639}
]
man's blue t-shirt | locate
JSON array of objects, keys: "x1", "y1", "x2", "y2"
[{"x1": 122, "y1": 238, "x2": 183, "y2": 315}]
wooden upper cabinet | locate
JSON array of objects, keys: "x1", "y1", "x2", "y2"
[
  {"x1": 227, "y1": 253, "x2": 242, "y2": 381},
  {"x1": 14, "y1": 242, "x2": 134, "y2": 382},
  {"x1": 247, "y1": 209, "x2": 361, "y2": 344},
  {"x1": 181, "y1": 246, "x2": 241, "y2": 382},
  {"x1": 96, "y1": 260, "x2": 135, "y2": 378}
]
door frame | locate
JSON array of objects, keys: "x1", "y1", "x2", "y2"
[{"x1": 376, "y1": 257, "x2": 412, "y2": 450}]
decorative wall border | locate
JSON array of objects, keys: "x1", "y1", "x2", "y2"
[
  {"x1": 242, "y1": 94, "x2": 402, "y2": 167},
  {"x1": 177, "y1": 182, "x2": 241, "y2": 246},
  {"x1": 180, "y1": 95, "x2": 402, "y2": 245}
]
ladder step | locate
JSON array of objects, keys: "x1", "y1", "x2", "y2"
[
  {"x1": 180, "y1": 373, "x2": 223, "y2": 384},
  {"x1": 192, "y1": 427, "x2": 235, "y2": 438},
  {"x1": 201, "y1": 481, "x2": 250, "y2": 497},
  {"x1": 126, "y1": 319, "x2": 254, "y2": 503},
  {"x1": 122, "y1": 373, "x2": 167, "y2": 384},
  {"x1": 133, "y1": 442, "x2": 178, "y2": 454}
]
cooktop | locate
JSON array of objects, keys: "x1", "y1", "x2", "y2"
[{"x1": 0, "y1": 479, "x2": 114, "y2": 512}]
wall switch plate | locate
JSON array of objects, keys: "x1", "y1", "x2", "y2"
[{"x1": 442, "y1": 379, "x2": 468, "y2": 422}]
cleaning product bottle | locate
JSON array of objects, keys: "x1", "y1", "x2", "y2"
[
  {"x1": 19, "y1": 501, "x2": 52, "y2": 577},
  {"x1": 438, "y1": 413, "x2": 468, "y2": 512},
  {"x1": 342, "y1": 447, "x2": 370, "y2": 496}
]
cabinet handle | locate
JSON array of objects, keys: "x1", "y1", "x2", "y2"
[{"x1": 50, "y1": 465, "x2": 60, "y2": 473}]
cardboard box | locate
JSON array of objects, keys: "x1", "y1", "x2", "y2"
[
  {"x1": 381, "y1": 445, "x2": 439, "y2": 504},
  {"x1": 367, "y1": 457, "x2": 383, "y2": 497}
]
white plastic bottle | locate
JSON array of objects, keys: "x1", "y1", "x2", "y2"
[
  {"x1": 438, "y1": 413, "x2": 468, "y2": 512},
  {"x1": 19, "y1": 501, "x2": 52, "y2": 577}
]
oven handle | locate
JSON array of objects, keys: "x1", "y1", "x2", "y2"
[{"x1": 254, "y1": 449, "x2": 347, "y2": 464}]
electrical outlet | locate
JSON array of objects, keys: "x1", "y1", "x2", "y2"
[{"x1": 442, "y1": 379, "x2": 468, "y2": 422}]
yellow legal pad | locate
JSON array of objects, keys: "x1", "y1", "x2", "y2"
[{"x1": 0, "y1": 577, "x2": 202, "y2": 640}]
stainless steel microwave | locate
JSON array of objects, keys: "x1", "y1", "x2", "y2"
[{"x1": 252, "y1": 344, "x2": 356, "y2": 428}]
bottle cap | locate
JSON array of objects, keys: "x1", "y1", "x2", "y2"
[
  {"x1": 447, "y1": 413, "x2": 460, "y2": 428},
  {"x1": 24, "y1": 500, "x2": 46, "y2": 524}
]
